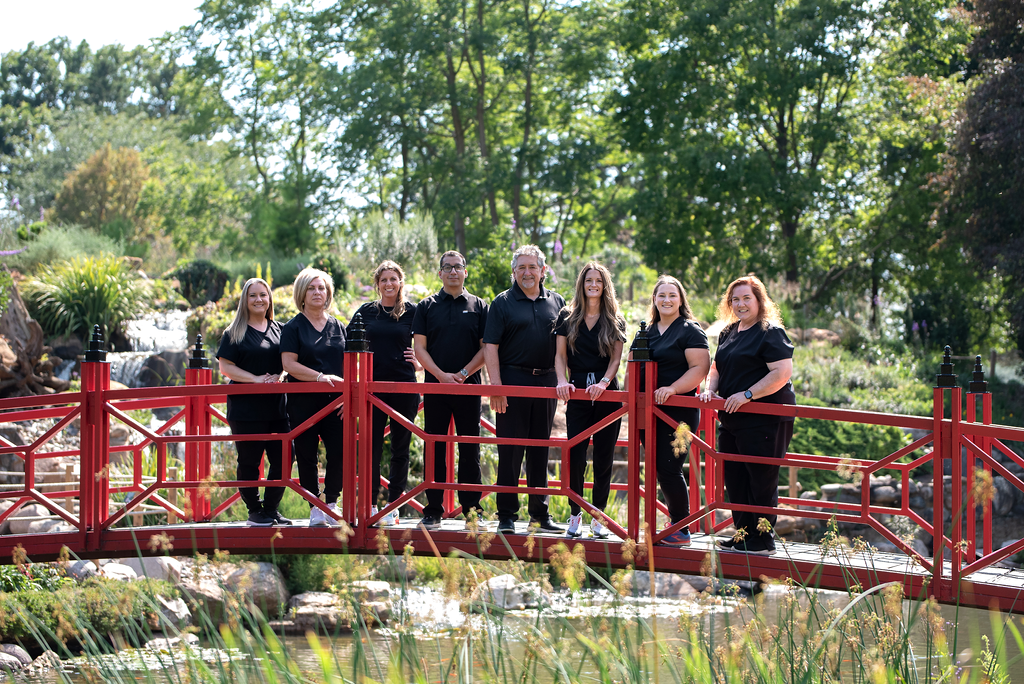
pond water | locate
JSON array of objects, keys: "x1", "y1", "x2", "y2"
[{"x1": 17, "y1": 584, "x2": 1024, "y2": 683}]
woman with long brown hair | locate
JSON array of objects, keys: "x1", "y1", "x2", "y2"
[
  {"x1": 348, "y1": 260, "x2": 420, "y2": 525},
  {"x1": 554, "y1": 262, "x2": 626, "y2": 538},
  {"x1": 639, "y1": 275, "x2": 710, "y2": 545},
  {"x1": 700, "y1": 275, "x2": 795, "y2": 556}
]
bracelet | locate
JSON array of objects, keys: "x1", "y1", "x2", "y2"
[{"x1": 316, "y1": 373, "x2": 323, "y2": 383}]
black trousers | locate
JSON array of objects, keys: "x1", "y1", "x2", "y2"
[
  {"x1": 638, "y1": 406, "x2": 697, "y2": 524},
  {"x1": 720, "y1": 419, "x2": 794, "y2": 543},
  {"x1": 565, "y1": 395, "x2": 621, "y2": 516},
  {"x1": 229, "y1": 418, "x2": 290, "y2": 513},
  {"x1": 423, "y1": 392, "x2": 483, "y2": 518},
  {"x1": 370, "y1": 392, "x2": 420, "y2": 506},
  {"x1": 288, "y1": 395, "x2": 345, "y2": 507},
  {"x1": 495, "y1": 368, "x2": 557, "y2": 521}
]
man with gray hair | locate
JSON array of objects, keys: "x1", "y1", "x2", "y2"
[{"x1": 483, "y1": 245, "x2": 566, "y2": 533}]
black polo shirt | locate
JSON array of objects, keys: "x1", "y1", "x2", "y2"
[
  {"x1": 412, "y1": 288, "x2": 489, "y2": 384},
  {"x1": 215, "y1": 321, "x2": 287, "y2": 422},
  {"x1": 348, "y1": 301, "x2": 418, "y2": 382},
  {"x1": 715, "y1": 322, "x2": 796, "y2": 428},
  {"x1": 280, "y1": 314, "x2": 346, "y2": 379},
  {"x1": 483, "y1": 281, "x2": 565, "y2": 370},
  {"x1": 554, "y1": 310, "x2": 626, "y2": 378},
  {"x1": 645, "y1": 317, "x2": 709, "y2": 392}
]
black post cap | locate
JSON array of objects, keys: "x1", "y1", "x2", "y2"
[
  {"x1": 84, "y1": 324, "x2": 108, "y2": 363},
  {"x1": 629, "y1": 321, "x2": 651, "y2": 362},
  {"x1": 346, "y1": 312, "x2": 369, "y2": 352},
  {"x1": 969, "y1": 354, "x2": 989, "y2": 394},
  {"x1": 188, "y1": 333, "x2": 210, "y2": 370},
  {"x1": 935, "y1": 345, "x2": 957, "y2": 388}
]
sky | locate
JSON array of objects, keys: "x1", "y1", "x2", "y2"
[{"x1": 0, "y1": 1, "x2": 202, "y2": 55}]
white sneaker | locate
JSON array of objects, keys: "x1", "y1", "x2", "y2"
[
  {"x1": 309, "y1": 506, "x2": 329, "y2": 527},
  {"x1": 382, "y1": 509, "x2": 399, "y2": 526},
  {"x1": 591, "y1": 516, "x2": 608, "y2": 539},
  {"x1": 326, "y1": 503, "x2": 342, "y2": 527},
  {"x1": 566, "y1": 513, "x2": 583, "y2": 537}
]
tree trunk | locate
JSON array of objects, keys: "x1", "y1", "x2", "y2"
[
  {"x1": 0, "y1": 282, "x2": 70, "y2": 398},
  {"x1": 445, "y1": 45, "x2": 468, "y2": 253},
  {"x1": 782, "y1": 217, "x2": 798, "y2": 283}
]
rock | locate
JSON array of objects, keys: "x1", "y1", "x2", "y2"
[
  {"x1": 121, "y1": 556, "x2": 183, "y2": 582},
  {"x1": 7, "y1": 503, "x2": 50, "y2": 534},
  {"x1": 0, "y1": 645, "x2": 31, "y2": 667},
  {"x1": 67, "y1": 560, "x2": 98, "y2": 581},
  {"x1": 101, "y1": 563, "x2": 138, "y2": 581},
  {"x1": 225, "y1": 562, "x2": 290, "y2": 619},
  {"x1": 146, "y1": 634, "x2": 199, "y2": 651},
  {"x1": 470, "y1": 574, "x2": 550, "y2": 610},
  {"x1": 631, "y1": 571, "x2": 699, "y2": 598},
  {"x1": 30, "y1": 650, "x2": 64, "y2": 672},
  {"x1": 773, "y1": 515, "x2": 798, "y2": 536},
  {"x1": 137, "y1": 351, "x2": 190, "y2": 388},
  {"x1": 26, "y1": 518, "x2": 64, "y2": 534},
  {"x1": 872, "y1": 486, "x2": 899, "y2": 505},
  {"x1": 177, "y1": 564, "x2": 226, "y2": 624},
  {"x1": 109, "y1": 423, "x2": 132, "y2": 448},
  {"x1": 289, "y1": 592, "x2": 352, "y2": 633},
  {"x1": 350, "y1": 580, "x2": 391, "y2": 603},
  {"x1": 993, "y1": 477, "x2": 1018, "y2": 516},
  {"x1": 153, "y1": 596, "x2": 192, "y2": 630},
  {"x1": 0, "y1": 651, "x2": 25, "y2": 672},
  {"x1": 869, "y1": 475, "x2": 894, "y2": 487},
  {"x1": 820, "y1": 483, "x2": 842, "y2": 499}
]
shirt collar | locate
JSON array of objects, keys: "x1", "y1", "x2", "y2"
[
  {"x1": 437, "y1": 288, "x2": 468, "y2": 302},
  {"x1": 511, "y1": 281, "x2": 548, "y2": 301}
]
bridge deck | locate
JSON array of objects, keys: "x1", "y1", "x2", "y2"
[{"x1": 7, "y1": 517, "x2": 1024, "y2": 611}]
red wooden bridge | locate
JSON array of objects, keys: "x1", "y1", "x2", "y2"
[{"x1": 1, "y1": 325, "x2": 1023, "y2": 611}]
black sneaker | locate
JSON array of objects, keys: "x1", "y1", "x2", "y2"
[
  {"x1": 246, "y1": 510, "x2": 276, "y2": 527},
  {"x1": 266, "y1": 509, "x2": 293, "y2": 526},
  {"x1": 419, "y1": 514, "x2": 442, "y2": 530},
  {"x1": 733, "y1": 538, "x2": 777, "y2": 556},
  {"x1": 497, "y1": 517, "x2": 515, "y2": 534},
  {"x1": 716, "y1": 537, "x2": 740, "y2": 549},
  {"x1": 529, "y1": 517, "x2": 565, "y2": 533}
]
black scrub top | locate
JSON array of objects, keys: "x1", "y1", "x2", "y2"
[
  {"x1": 412, "y1": 289, "x2": 489, "y2": 384},
  {"x1": 483, "y1": 281, "x2": 565, "y2": 370},
  {"x1": 714, "y1": 322, "x2": 796, "y2": 428},
  {"x1": 554, "y1": 310, "x2": 626, "y2": 388},
  {"x1": 215, "y1": 321, "x2": 286, "y2": 422},
  {"x1": 643, "y1": 317, "x2": 709, "y2": 430},
  {"x1": 348, "y1": 301, "x2": 418, "y2": 382},
  {"x1": 280, "y1": 314, "x2": 346, "y2": 378}
]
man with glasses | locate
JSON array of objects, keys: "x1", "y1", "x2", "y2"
[
  {"x1": 484, "y1": 244, "x2": 565, "y2": 534},
  {"x1": 413, "y1": 250, "x2": 489, "y2": 529}
]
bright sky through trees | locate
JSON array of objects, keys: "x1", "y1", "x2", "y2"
[{"x1": 0, "y1": 1, "x2": 200, "y2": 55}]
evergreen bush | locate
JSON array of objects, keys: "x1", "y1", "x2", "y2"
[{"x1": 169, "y1": 259, "x2": 230, "y2": 307}]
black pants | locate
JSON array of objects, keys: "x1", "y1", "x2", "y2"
[
  {"x1": 639, "y1": 406, "x2": 697, "y2": 524},
  {"x1": 288, "y1": 395, "x2": 345, "y2": 507},
  {"x1": 423, "y1": 392, "x2": 483, "y2": 518},
  {"x1": 565, "y1": 393, "x2": 621, "y2": 516},
  {"x1": 370, "y1": 392, "x2": 420, "y2": 506},
  {"x1": 229, "y1": 418, "x2": 289, "y2": 513},
  {"x1": 720, "y1": 419, "x2": 794, "y2": 543},
  {"x1": 495, "y1": 368, "x2": 556, "y2": 521}
]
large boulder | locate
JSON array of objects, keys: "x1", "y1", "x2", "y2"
[
  {"x1": 152, "y1": 596, "x2": 192, "y2": 631},
  {"x1": 470, "y1": 574, "x2": 550, "y2": 611},
  {"x1": 288, "y1": 592, "x2": 353, "y2": 633},
  {"x1": 225, "y1": 562, "x2": 290, "y2": 619},
  {"x1": 67, "y1": 560, "x2": 98, "y2": 581},
  {"x1": 0, "y1": 651, "x2": 25, "y2": 672},
  {"x1": 6, "y1": 503, "x2": 50, "y2": 535},
  {"x1": 121, "y1": 556, "x2": 183, "y2": 583},
  {"x1": 0, "y1": 644, "x2": 31, "y2": 667},
  {"x1": 630, "y1": 571, "x2": 699, "y2": 598},
  {"x1": 100, "y1": 563, "x2": 138, "y2": 581},
  {"x1": 177, "y1": 563, "x2": 227, "y2": 623}
]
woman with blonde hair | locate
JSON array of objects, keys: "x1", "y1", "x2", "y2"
[
  {"x1": 216, "y1": 277, "x2": 288, "y2": 526},
  {"x1": 639, "y1": 275, "x2": 711, "y2": 545},
  {"x1": 554, "y1": 262, "x2": 626, "y2": 538},
  {"x1": 281, "y1": 268, "x2": 347, "y2": 527},
  {"x1": 348, "y1": 260, "x2": 420, "y2": 525},
  {"x1": 700, "y1": 275, "x2": 795, "y2": 556}
]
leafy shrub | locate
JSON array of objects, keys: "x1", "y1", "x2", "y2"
[
  {"x1": 23, "y1": 255, "x2": 143, "y2": 344},
  {"x1": 169, "y1": 259, "x2": 230, "y2": 307},
  {"x1": 309, "y1": 252, "x2": 349, "y2": 292},
  {"x1": 187, "y1": 285, "x2": 298, "y2": 350},
  {"x1": 0, "y1": 577, "x2": 176, "y2": 645},
  {"x1": 358, "y1": 210, "x2": 436, "y2": 267},
  {"x1": 5, "y1": 224, "x2": 120, "y2": 274},
  {"x1": 467, "y1": 243, "x2": 513, "y2": 301},
  {"x1": 0, "y1": 564, "x2": 75, "y2": 592}
]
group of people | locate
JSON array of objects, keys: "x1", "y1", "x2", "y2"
[{"x1": 216, "y1": 244, "x2": 795, "y2": 555}]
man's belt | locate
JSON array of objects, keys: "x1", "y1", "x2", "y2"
[{"x1": 505, "y1": 365, "x2": 555, "y2": 376}]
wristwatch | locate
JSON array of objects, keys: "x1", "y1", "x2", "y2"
[
  {"x1": 459, "y1": 368, "x2": 469, "y2": 378},
  {"x1": 600, "y1": 377, "x2": 611, "y2": 385},
  {"x1": 744, "y1": 390, "x2": 753, "y2": 400}
]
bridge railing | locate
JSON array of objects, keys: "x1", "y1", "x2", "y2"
[{"x1": 1, "y1": 324, "x2": 1019, "y2": 604}]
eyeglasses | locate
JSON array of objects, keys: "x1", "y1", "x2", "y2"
[{"x1": 440, "y1": 264, "x2": 466, "y2": 273}]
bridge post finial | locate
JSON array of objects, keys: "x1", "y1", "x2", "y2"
[
  {"x1": 969, "y1": 354, "x2": 989, "y2": 394},
  {"x1": 629, "y1": 321, "x2": 651, "y2": 362},
  {"x1": 935, "y1": 344, "x2": 957, "y2": 388},
  {"x1": 84, "y1": 324, "x2": 108, "y2": 362},
  {"x1": 347, "y1": 312, "x2": 369, "y2": 353},
  {"x1": 188, "y1": 333, "x2": 210, "y2": 370}
]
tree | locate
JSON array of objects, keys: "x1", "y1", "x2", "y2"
[{"x1": 50, "y1": 144, "x2": 151, "y2": 239}]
